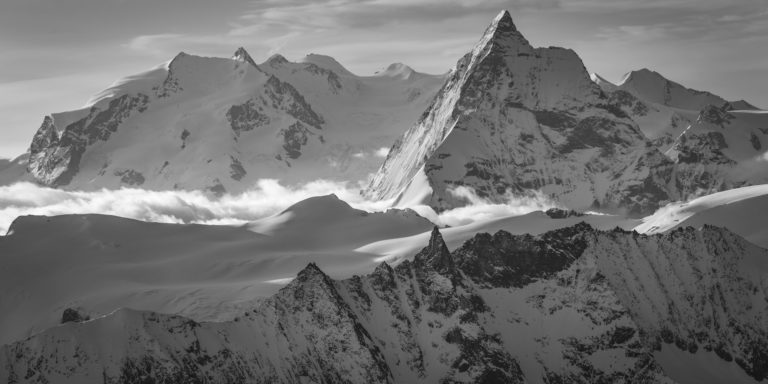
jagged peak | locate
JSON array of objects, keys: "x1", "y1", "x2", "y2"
[
  {"x1": 373, "y1": 261, "x2": 395, "y2": 280},
  {"x1": 232, "y1": 47, "x2": 258, "y2": 68},
  {"x1": 414, "y1": 226, "x2": 455, "y2": 273},
  {"x1": 292, "y1": 262, "x2": 333, "y2": 286}
]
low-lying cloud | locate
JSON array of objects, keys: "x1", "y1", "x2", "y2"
[
  {"x1": 406, "y1": 186, "x2": 558, "y2": 227},
  {"x1": 0, "y1": 180, "x2": 394, "y2": 235},
  {"x1": 0, "y1": 181, "x2": 558, "y2": 235}
]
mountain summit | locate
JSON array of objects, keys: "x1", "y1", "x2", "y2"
[
  {"x1": 232, "y1": 46, "x2": 258, "y2": 67},
  {"x1": 364, "y1": 10, "x2": 674, "y2": 215}
]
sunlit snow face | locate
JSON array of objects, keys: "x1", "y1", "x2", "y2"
[{"x1": 0, "y1": 181, "x2": 556, "y2": 235}]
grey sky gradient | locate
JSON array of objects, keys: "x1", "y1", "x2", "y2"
[{"x1": 1, "y1": 0, "x2": 766, "y2": 158}]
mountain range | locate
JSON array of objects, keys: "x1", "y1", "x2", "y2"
[
  {"x1": 3, "y1": 224, "x2": 767, "y2": 383},
  {"x1": 1, "y1": 8, "x2": 767, "y2": 384}
]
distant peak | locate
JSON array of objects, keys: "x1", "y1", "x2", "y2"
[
  {"x1": 266, "y1": 53, "x2": 290, "y2": 66},
  {"x1": 300, "y1": 53, "x2": 353, "y2": 76},
  {"x1": 376, "y1": 62, "x2": 418, "y2": 79},
  {"x1": 620, "y1": 68, "x2": 665, "y2": 85},
  {"x1": 723, "y1": 99, "x2": 760, "y2": 111},
  {"x1": 232, "y1": 47, "x2": 258, "y2": 68},
  {"x1": 590, "y1": 72, "x2": 618, "y2": 91}
]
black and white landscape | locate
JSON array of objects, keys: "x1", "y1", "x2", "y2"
[{"x1": 1, "y1": 3, "x2": 767, "y2": 384}]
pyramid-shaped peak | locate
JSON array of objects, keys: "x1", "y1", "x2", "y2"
[
  {"x1": 473, "y1": 9, "x2": 530, "y2": 56},
  {"x1": 490, "y1": 10, "x2": 517, "y2": 32},
  {"x1": 232, "y1": 47, "x2": 258, "y2": 67}
]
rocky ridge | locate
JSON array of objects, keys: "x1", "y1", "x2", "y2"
[{"x1": 2, "y1": 223, "x2": 766, "y2": 383}]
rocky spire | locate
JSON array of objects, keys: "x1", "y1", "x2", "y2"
[
  {"x1": 414, "y1": 226, "x2": 455, "y2": 274},
  {"x1": 232, "y1": 47, "x2": 258, "y2": 68}
]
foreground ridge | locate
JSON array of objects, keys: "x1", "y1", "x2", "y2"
[{"x1": 3, "y1": 224, "x2": 766, "y2": 383}]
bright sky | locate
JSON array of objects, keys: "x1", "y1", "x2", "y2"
[{"x1": 1, "y1": 0, "x2": 766, "y2": 159}]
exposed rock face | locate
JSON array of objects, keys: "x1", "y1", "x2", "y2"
[
  {"x1": 60, "y1": 308, "x2": 89, "y2": 324},
  {"x1": 28, "y1": 94, "x2": 150, "y2": 186},
  {"x1": 597, "y1": 70, "x2": 768, "y2": 201},
  {"x1": 364, "y1": 10, "x2": 678, "y2": 216},
  {"x1": 3, "y1": 224, "x2": 765, "y2": 383}
]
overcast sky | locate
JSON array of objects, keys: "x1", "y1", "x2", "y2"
[{"x1": 1, "y1": 0, "x2": 766, "y2": 158}]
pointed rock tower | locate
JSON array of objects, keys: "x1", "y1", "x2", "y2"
[
  {"x1": 364, "y1": 10, "x2": 676, "y2": 216},
  {"x1": 232, "y1": 46, "x2": 258, "y2": 68}
]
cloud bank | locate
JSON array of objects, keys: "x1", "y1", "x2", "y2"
[
  {"x1": 0, "y1": 181, "x2": 558, "y2": 235},
  {"x1": 405, "y1": 186, "x2": 558, "y2": 228},
  {"x1": 0, "y1": 180, "x2": 393, "y2": 235}
]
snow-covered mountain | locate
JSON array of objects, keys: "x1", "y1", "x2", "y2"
[
  {"x1": 595, "y1": 69, "x2": 768, "y2": 195},
  {"x1": 3, "y1": 224, "x2": 766, "y2": 383},
  {"x1": 365, "y1": 10, "x2": 768, "y2": 216},
  {"x1": 16, "y1": 48, "x2": 444, "y2": 193},
  {"x1": 364, "y1": 10, "x2": 681, "y2": 215}
]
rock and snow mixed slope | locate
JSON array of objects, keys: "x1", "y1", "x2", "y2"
[
  {"x1": 13, "y1": 48, "x2": 444, "y2": 193},
  {"x1": 595, "y1": 70, "x2": 768, "y2": 192},
  {"x1": 2, "y1": 225, "x2": 766, "y2": 383},
  {"x1": 365, "y1": 11, "x2": 768, "y2": 216},
  {"x1": 0, "y1": 196, "x2": 431, "y2": 347},
  {"x1": 364, "y1": 11, "x2": 684, "y2": 216}
]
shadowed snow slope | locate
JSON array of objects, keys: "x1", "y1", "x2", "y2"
[
  {"x1": 0, "y1": 194, "x2": 431, "y2": 346},
  {"x1": 635, "y1": 184, "x2": 768, "y2": 247},
  {"x1": 2, "y1": 225, "x2": 766, "y2": 383},
  {"x1": 247, "y1": 194, "x2": 432, "y2": 248}
]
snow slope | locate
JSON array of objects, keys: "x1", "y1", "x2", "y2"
[
  {"x1": 0, "y1": 197, "x2": 431, "y2": 347},
  {"x1": 635, "y1": 184, "x2": 768, "y2": 247},
  {"x1": 16, "y1": 48, "x2": 445, "y2": 193},
  {"x1": 2, "y1": 224, "x2": 766, "y2": 383}
]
